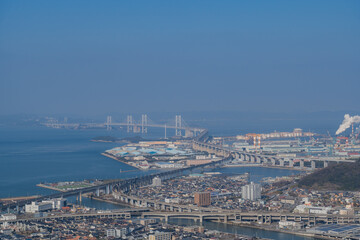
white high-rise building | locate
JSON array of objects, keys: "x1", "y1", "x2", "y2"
[
  {"x1": 242, "y1": 182, "x2": 261, "y2": 201},
  {"x1": 106, "y1": 228, "x2": 129, "y2": 238},
  {"x1": 152, "y1": 176, "x2": 162, "y2": 186},
  {"x1": 106, "y1": 229, "x2": 116, "y2": 237},
  {"x1": 43, "y1": 198, "x2": 67, "y2": 210}
]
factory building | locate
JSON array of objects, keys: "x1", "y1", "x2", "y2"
[
  {"x1": 43, "y1": 198, "x2": 67, "y2": 210},
  {"x1": 25, "y1": 202, "x2": 53, "y2": 213},
  {"x1": 0, "y1": 213, "x2": 16, "y2": 221},
  {"x1": 25, "y1": 198, "x2": 67, "y2": 213},
  {"x1": 154, "y1": 162, "x2": 183, "y2": 169},
  {"x1": 294, "y1": 205, "x2": 332, "y2": 214}
]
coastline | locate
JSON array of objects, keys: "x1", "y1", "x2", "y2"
[
  {"x1": 101, "y1": 152, "x2": 141, "y2": 170},
  {"x1": 84, "y1": 194, "x2": 133, "y2": 208},
  {"x1": 0, "y1": 195, "x2": 41, "y2": 202},
  {"x1": 91, "y1": 140, "x2": 117, "y2": 143},
  {"x1": 36, "y1": 184, "x2": 67, "y2": 192}
]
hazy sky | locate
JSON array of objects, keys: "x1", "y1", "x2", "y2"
[{"x1": 1, "y1": 1, "x2": 359, "y2": 115}]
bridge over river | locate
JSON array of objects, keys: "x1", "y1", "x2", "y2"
[
  {"x1": 141, "y1": 211, "x2": 360, "y2": 225},
  {"x1": 3, "y1": 208, "x2": 359, "y2": 227}
]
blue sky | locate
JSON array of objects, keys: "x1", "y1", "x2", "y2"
[{"x1": 0, "y1": 1, "x2": 359, "y2": 115}]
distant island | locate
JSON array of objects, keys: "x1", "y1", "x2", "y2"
[
  {"x1": 298, "y1": 159, "x2": 360, "y2": 191},
  {"x1": 91, "y1": 136, "x2": 145, "y2": 143}
]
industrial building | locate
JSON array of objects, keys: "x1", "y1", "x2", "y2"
[
  {"x1": 293, "y1": 205, "x2": 332, "y2": 214},
  {"x1": 25, "y1": 202, "x2": 53, "y2": 213},
  {"x1": 154, "y1": 162, "x2": 183, "y2": 169},
  {"x1": 25, "y1": 198, "x2": 67, "y2": 213},
  {"x1": 0, "y1": 213, "x2": 16, "y2": 221}
]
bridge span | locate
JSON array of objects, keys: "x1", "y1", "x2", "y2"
[
  {"x1": 0, "y1": 208, "x2": 151, "y2": 224},
  {"x1": 42, "y1": 114, "x2": 205, "y2": 137},
  {"x1": 3, "y1": 208, "x2": 359, "y2": 226}
]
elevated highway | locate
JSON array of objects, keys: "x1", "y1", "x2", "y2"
[
  {"x1": 141, "y1": 211, "x2": 360, "y2": 225},
  {"x1": 4, "y1": 208, "x2": 359, "y2": 227},
  {"x1": 193, "y1": 141, "x2": 356, "y2": 170},
  {"x1": 0, "y1": 208, "x2": 150, "y2": 224}
]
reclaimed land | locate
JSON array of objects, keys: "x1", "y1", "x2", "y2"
[
  {"x1": 84, "y1": 193, "x2": 132, "y2": 208},
  {"x1": 101, "y1": 152, "x2": 141, "y2": 170},
  {"x1": 36, "y1": 184, "x2": 67, "y2": 192},
  {"x1": 298, "y1": 159, "x2": 360, "y2": 191},
  {"x1": 0, "y1": 195, "x2": 41, "y2": 202}
]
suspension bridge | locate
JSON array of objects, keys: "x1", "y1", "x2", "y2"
[{"x1": 42, "y1": 114, "x2": 205, "y2": 138}]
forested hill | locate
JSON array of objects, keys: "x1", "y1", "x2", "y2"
[{"x1": 298, "y1": 159, "x2": 360, "y2": 191}]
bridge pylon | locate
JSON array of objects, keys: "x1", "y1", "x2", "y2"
[
  {"x1": 141, "y1": 114, "x2": 148, "y2": 133},
  {"x1": 106, "y1": 116, "x2": 112, "y2": 131},
  {"x1": 127, "y1": 115, "x2": 133, "y2": 133},
  {"x1": 175, "y1": 115, "x2": 182, "y2": 136}
]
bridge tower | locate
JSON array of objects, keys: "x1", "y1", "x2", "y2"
[
  {"x1": 106, "y1": 116, "x2": 112, "y2": 130},
  {"x1": 141, "y1": 114, "x2": 148, "y2": 133},
  {"x1": 175, "y1": 115, "x2": 182, "y2": 136},
  {"x1": 127, "y1": 115, "x2": 133, "y2": 133}
]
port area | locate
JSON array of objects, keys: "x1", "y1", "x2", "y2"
[
  {"x1": 102, "y1": 140, "x2": 220, "y2": 170},
  {"x1": 216, "y1": 128, "x2": 360, "y2": 161},
  {"x1": 37, "y1": 179, "x2": 110, "y2": 192}
]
